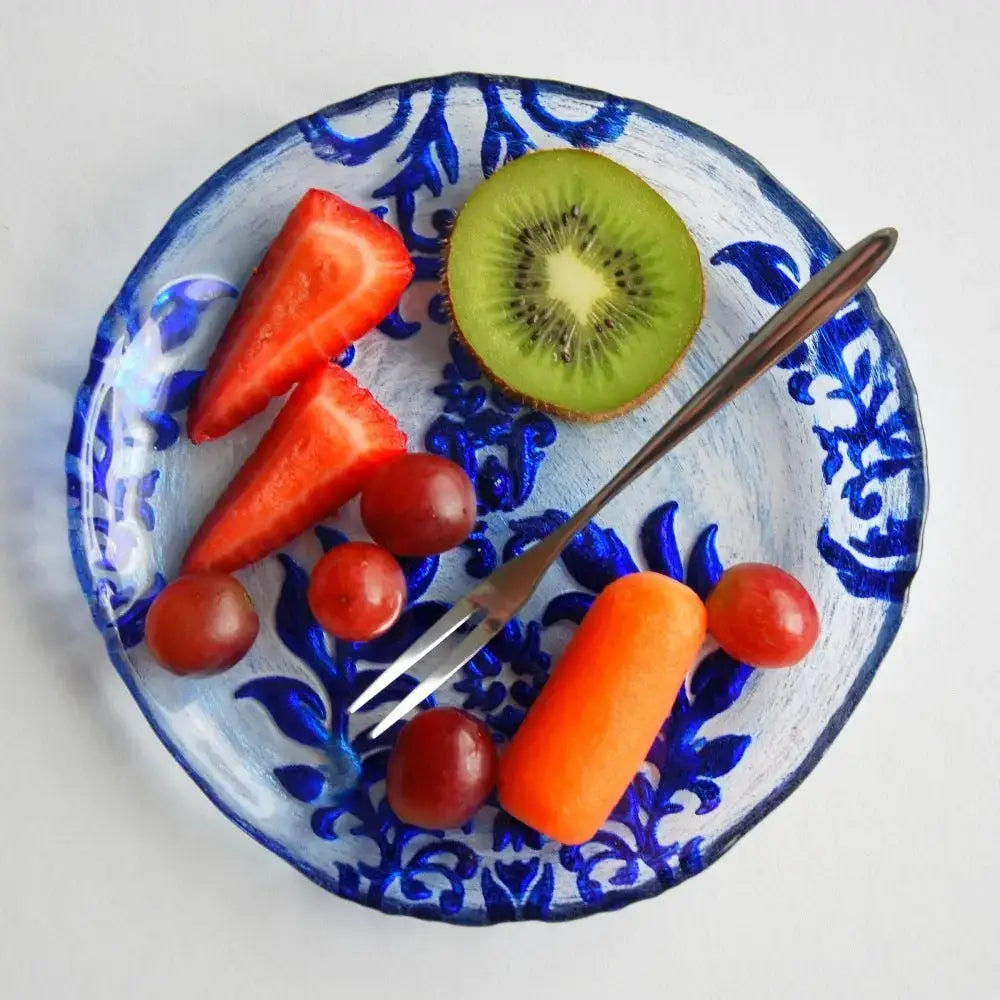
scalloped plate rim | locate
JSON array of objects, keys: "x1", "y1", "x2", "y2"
[{"x1": 64, "y1": 70, "x2": 928, "y2": 924}]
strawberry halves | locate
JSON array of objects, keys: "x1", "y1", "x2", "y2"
[
  {"x1": 183, "y1": 364, "x2": 407, "y2": 574},
  {"x1": 187, "y1": 189, "x2": 413, "y2": 443}
]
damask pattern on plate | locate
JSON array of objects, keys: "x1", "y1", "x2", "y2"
[{"x1": 66, "y1": 73, "x2": 926, "y2": 923}]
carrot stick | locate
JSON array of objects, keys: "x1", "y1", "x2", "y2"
[{"x1": 498, "y1": 572, "x2": 707, "y2": 845}]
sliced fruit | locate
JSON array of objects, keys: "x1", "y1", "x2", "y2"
[
  {"x1": 183, "y1": 364, "x2": 406, "y2": 574},
  {"x1": 387, "y1": 708, "x2": 498, "y2": 829},
  {"x1": 308, "y1": 542, "x2": 406, "y2": 642},
  {"x1": 445, "y1": 149, "x2": 704, "y2": 420},
  {"x1": 706, "y1": 563, "x2": 819, "y2": 667},
  {"x1": 498, "y1": 572, "x2": 706, "y2": 844},
  {"x1": 360, "y1": 453, "x2": 477, "y2": 556},
  {"x1": 145, "y1": 574, "x2": 259, "y2": 675},
  {"x1": 188, "y1": 189, "x2": 413, "y2": 443}
]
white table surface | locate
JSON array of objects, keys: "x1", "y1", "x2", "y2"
[{"x1": 1, "y1": 1, "x2": 997, "y2": 997}]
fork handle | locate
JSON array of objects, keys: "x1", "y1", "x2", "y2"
[{"x1": 539, "y1": 227, "x2": 898, "y2": 559}]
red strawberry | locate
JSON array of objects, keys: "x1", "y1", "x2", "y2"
[
  {"x1": 187, "y1": 189, "x2": 413, "y2": 443},
  {"x1": 183, "y1": 364, "x2": 406, "y2": 574}
]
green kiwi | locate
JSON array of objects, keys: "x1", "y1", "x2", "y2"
[{"x1": 444, "y1": 149, "x2": 704, "y2": 420}]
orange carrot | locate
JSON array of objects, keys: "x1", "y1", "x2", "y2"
[{"x1": 498, "y1": 572, "x2": 707, "y2": 845}]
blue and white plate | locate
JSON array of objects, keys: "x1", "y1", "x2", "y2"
[{"x1": 65, "y1": 73, "x2": 927, "y2": 924}]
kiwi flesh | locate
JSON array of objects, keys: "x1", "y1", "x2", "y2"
[{"x1": 444, "y1": 149, "x2": 704, "y2": 420}]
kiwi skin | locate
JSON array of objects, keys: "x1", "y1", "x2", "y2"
[{"x1": 441, "y1": 151, "x2": 705, "y2": 423}]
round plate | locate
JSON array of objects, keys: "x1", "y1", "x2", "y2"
[{"x1": 65, "y1": 73, "x2": 927, "y2": 924}]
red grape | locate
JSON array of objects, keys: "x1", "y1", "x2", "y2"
[
  {"x1": 308, "y1": 542, "x2": 406, "y2": 642},
  {"x1": 706, "y1": 563, "x2": 820, "y2": 668},
  {"x1": 387, "y1": 708, "x2": 498, "y2": 829},
  {"x1": 361, "y1": 453, "x2": 476, "y2": 557},
  {"x1": 146, "y1": 574, "x2": 259, "y2": 675}
]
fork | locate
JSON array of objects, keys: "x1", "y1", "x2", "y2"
[{"x1": 353, "y1": 227, "x2": 898, "y2": 738}]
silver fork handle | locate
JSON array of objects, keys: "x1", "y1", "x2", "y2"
[{"x1": 535, "y1": 227, "x2": 898, "y2": 562}]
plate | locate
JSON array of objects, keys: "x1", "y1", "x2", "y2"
[{"x1": 65, "y1": 73, "x2": 927, "y2": 924}]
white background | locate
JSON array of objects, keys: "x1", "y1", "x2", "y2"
[{"x1": 1, "y1": 1, "x2": 997, "y2": 997}]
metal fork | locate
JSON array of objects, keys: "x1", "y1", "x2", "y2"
[{"x1": 353, "y1": 227, "x2": 898, "y2": 738}]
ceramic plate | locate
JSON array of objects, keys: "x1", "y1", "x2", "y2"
[{"x1": 65, "y1": 73, "x2": 927, "y2": 924}]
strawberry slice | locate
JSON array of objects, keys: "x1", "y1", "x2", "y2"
[
  {"x1": 187, "y1": 189, "x2": 414, "y2": 443},
  {"x1": 183, "y1": 364, "x2": 406, "y2": 574}
]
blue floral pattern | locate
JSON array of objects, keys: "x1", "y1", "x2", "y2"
[
  {"x1": 67, "y1": 276, "x2": 236, "y2": 640},
  {"x1": 428, "y1": 334, "x2": 557, "y2": 515},
  {"x1": 711, "y1": 243, "x2": 921, "y2": 601},
  {"x1": 65, "y1": 74, "x2": 925, "y2": 923}
]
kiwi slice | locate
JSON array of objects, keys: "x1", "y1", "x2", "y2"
[{"x1": 444, "y1": 150, "x2": 704, "y2": 420}]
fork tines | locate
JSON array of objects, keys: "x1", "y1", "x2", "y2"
[
  {"x1": 347, "y1": 596, "x2": 499, "y2": 738},
  {"x1": 366, "y1": 616, "x2": 502, "y2": 738}
]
